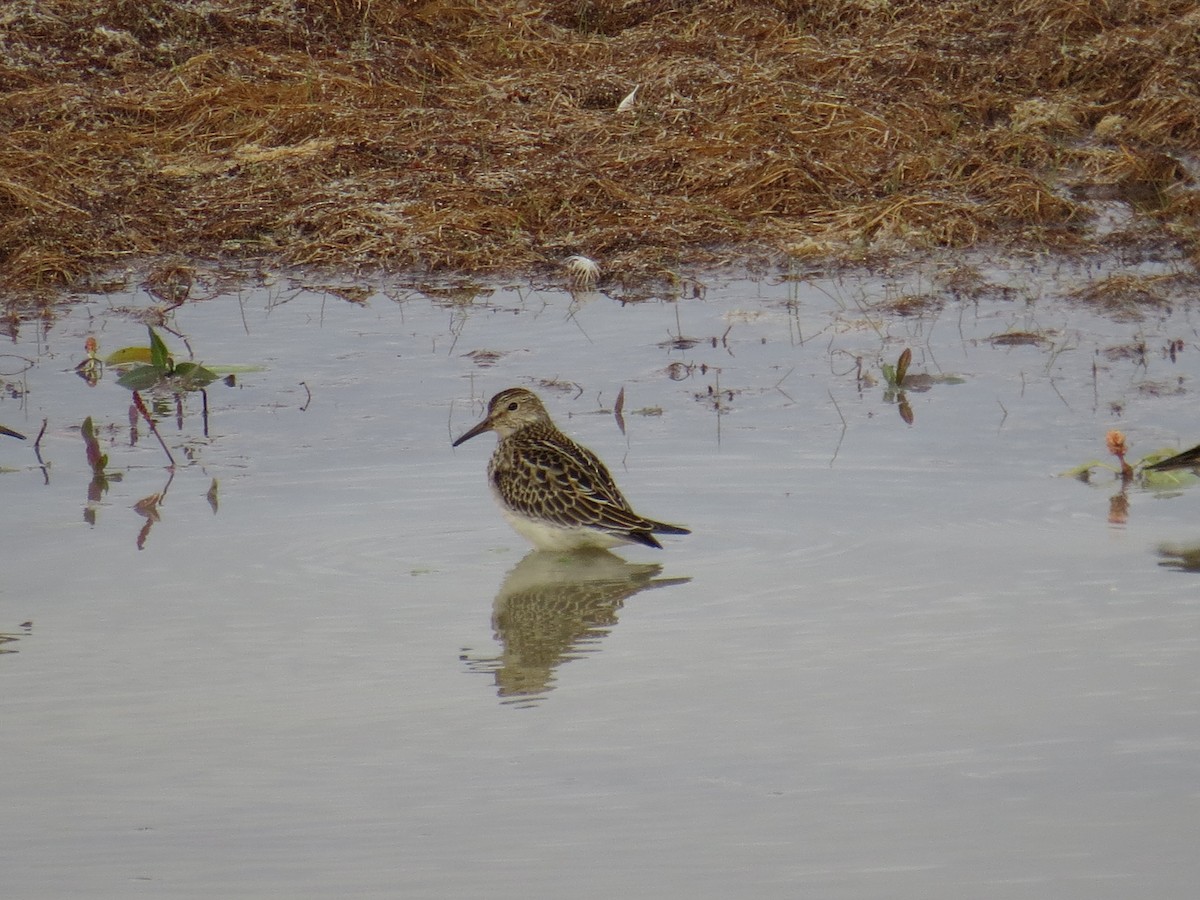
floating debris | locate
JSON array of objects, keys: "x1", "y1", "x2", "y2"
[{"x1": 989, "y1": 331, "x2": 1050, "y2": 347}]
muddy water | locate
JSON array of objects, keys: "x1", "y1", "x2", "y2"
[{"x1": 2, "y1": 258, "x2": 1199, "y2": 898}]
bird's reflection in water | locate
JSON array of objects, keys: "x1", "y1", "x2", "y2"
[
  {"x1": 1157, "y1": 542, "x2": 1200, "y2": 573},
  {"x1": 463, "y1": 550, "x2": 690, "y2": 707}
]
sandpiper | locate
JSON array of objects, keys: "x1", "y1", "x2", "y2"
[{"x1": 452, "y1": 387, "x2": 690, "y2": 551}]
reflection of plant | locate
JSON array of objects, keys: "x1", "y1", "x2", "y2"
[
  {"x1": 132, "y1": 470, "x2": 175, "y2": 551},
  {"x1": 81, "y1": 416, "x2": 121, "y2": 525},
  {"x1": 882, "y1": 348, "x2": 914, "y2": 425},
  {"x1": 112, "y1": 327, "x2": 217, "y2": 392},
  {"x1": 74, "y1": 335, "x2": 103, "y2": 386},
  {"x1": 130, "y1": 391, "x2": 177, "y2": 466},
  {"x1": 79, "y1": 413, "x2": 184, "y2": 546},
  {"x1": 82, "y1": 416, "x2": 112, "y2": 483}
]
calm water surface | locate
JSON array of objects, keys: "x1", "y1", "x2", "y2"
[{"x1": 2, "y1": 258, "x2": 1199, "y2": 898}]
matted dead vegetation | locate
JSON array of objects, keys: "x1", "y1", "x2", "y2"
[{"x1": 2, "y1": 0, "x2": 1199, "y2": 307}]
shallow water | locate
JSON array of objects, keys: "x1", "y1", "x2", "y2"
[{"x1": 3, "y1": 257, "x2": 1200, "y2": 898}]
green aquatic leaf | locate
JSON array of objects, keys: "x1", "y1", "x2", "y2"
[
  {"x1": 1140, "y1": 466, "x2": 1200, "y2": 489},
  {"x1": 1059, "y1": 460, "x2": 1112, "y2": 481},
  {"x1": 1140, "y1": 447, "x2": 1200, "y2": 472},
  {"x1": 116, "y1": 362, "x2": 217, "y2": 392},
  {"x1": 148, "y1": 327, "x2": 171, "y2": 370},
  {"x1": 107, "y1": 327, "x2": 229, "y2": 392},
  {"x1": 116, "y1": 365, "x2": 169, "y2": 391},
  {"x1": 171, "y1": 362, "x2": 218, "y2": 389},
  {"x1": 205, "y1": 364, "x2": 267, "y2": 375},
  {"x1": 104, "y1": 346, "x2": 153, "y2": 365}
]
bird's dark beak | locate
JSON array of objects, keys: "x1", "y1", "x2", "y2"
[{"x1": 452, "y1": 417, "x2": 492, "y2": 447}]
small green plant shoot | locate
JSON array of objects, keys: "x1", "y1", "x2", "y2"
[{"x1": 111, "y1": 327, "x2": 218, "y2": 392}]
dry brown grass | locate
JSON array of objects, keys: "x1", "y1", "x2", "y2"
[
  {"x1": 1067, "y1": 271, "x2": 1180, "y2": 321},
  {"x1": 1, "y1": 0, "x2": 1199, "y2": 306}
]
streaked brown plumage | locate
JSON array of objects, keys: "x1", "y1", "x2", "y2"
[{"x1": 452, "y1": 388, "x2": 690, "y2": 550}]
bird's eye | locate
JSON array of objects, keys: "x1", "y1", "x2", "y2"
[{"x1": 507, "y1": 401, "x2": 519, "y2": 411}]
